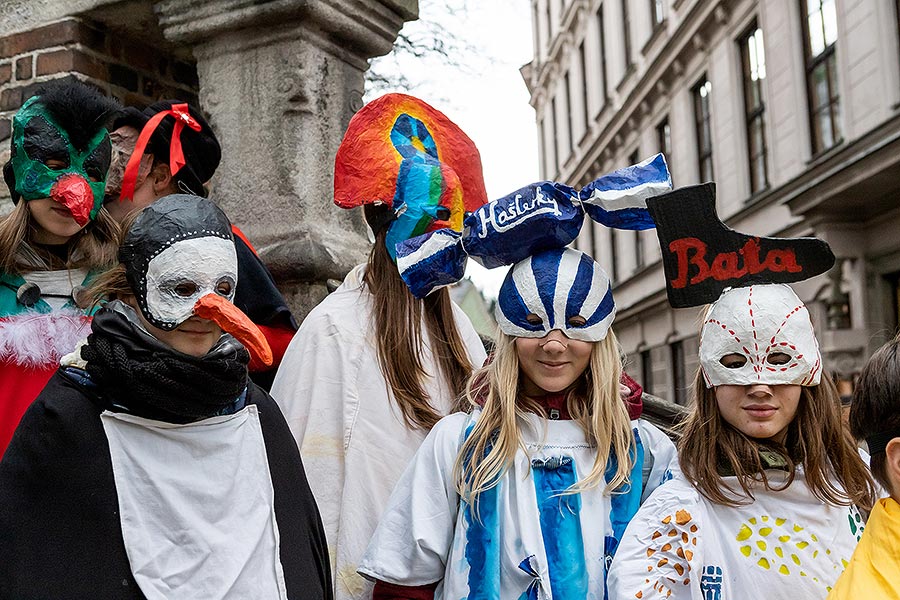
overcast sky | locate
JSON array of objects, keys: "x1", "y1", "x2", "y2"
[{"x1": 365, "y1": 0, "x2": 538, "y2": 298}]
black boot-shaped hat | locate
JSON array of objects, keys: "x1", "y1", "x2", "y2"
[{"x1": 646, "y1": 183, "x2": 834, "y2": 308}]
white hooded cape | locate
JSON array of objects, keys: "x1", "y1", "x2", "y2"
[{"x1": 270, "y1": 264, "x2": 487, "y2": 600}]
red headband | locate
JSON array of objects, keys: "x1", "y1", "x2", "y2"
[{"x1": 119, "y1": 103, "x2": 202, "y2": 202}]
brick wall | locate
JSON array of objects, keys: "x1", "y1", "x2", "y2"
[{"x1": 0, "y1": 17, "x2": 200, "y2": 210}]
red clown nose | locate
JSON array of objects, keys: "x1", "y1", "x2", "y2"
[{"x1": 50, "y1": 173, "x2": 93, "y2": 226}]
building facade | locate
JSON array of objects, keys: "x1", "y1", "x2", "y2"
[{"x1": 523, "y1": 0, "x2": 900, "y2": 403}]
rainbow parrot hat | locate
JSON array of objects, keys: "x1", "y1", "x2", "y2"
[{"x1": 333, "y1": 93, "x2": 488, "y2": 260}]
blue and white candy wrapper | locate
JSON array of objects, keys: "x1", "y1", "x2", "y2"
[
  {"x1": 464, "y1": 181, "x2": 582, "y2": 269},
  {"x1": 496, "y1": 247, "x2": 616, "y2": 342},
  {"x1": 397, "y1": 154, "x2": 672, "y2": 298},
  {"x1": 579, "y1": 153, "x2": 671, "y2": 230},
  {"x1": 395, "y1": 229, "x2": 467, "y2": 299}
]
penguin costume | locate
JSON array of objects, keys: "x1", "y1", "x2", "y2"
[{"x1": 0, "y1": 194, "x2": 332, "y2": 600}]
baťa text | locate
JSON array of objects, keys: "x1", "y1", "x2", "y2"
[{"x1": 668, "y1": 237, "x2": 802, "y2": 289}]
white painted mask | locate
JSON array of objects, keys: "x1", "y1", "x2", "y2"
[
  {"x1": 699, "y1": 284, "x2": 822, "y2": 387},
  {"x1": 143, "y1": 236, "x2": 237, "y2": 329}
]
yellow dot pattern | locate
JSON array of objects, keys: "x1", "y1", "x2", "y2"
[{"x1": 734, "y1": 514, "x2": 848, "y2": 591}]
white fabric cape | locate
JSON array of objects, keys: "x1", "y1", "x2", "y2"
[
  {"x1": 358, "y1": 410, "x2": 678, "y2": 599},
  {"x1": 100, "y1": 405, "x2": 288, "y2": 600},
  {"x1": 607, "y1": 472, "x2": 866, "y2": 599},
  {"x1": 270, "y1": 264, "x2": 487, "y2": 600}
]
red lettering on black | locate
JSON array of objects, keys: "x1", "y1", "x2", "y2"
[
  {"x1": 669, "y1": 238, "x2": 709, "y2": 288},
  {"x1": 668, "y1": 236, "x2": 806, "y2": 287},
  {"x1": 765, "y1": 249, "x2": 802, "y2": 274}
]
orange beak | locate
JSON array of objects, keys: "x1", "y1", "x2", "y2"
[{"x1": 193, "y1": 294, "x2": 273, "y2": 370}]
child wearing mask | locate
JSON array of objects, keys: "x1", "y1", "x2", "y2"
[
  {"x1": 608, "y1": 183, "x2": 877, "y2": 600},
  {"x1": 0, "y1": 79, "x2": 120, "y2": 455}
]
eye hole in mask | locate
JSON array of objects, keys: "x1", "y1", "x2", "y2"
[
  {"x1": 45, "y1": 158, "x2": 67, "y2": 170},
  {"x1": 567, "y1": 315, "x2": 587, "y2": 327},
  {"x1": 24, "y1": 116, "x2": 70, "y2": 167},
  {"x1": 215, "y1": 277, "x2": 234, "y2": 297},
  {"x1": 85, "y1": 165, "x2": 104, "y2": 182},
  {"x1": 83, "y1": 136, "x2": 112, "y2": 182},
  {"x1": 525, "y1": 313, "x2": 543, "y2": 326},
  {"x1": 766, "y1": 352, "x2": 792, "y2": 365},
  {"x1": 720, "y1": 353, "x2": 747, "y2": 369},
  {"x1": 171, "y1": 281, "x2": 199, "y2": 297}
]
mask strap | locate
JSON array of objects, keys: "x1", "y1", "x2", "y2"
[{"x1": 119, "y1": 104, "x2": 201, "y2": 201}]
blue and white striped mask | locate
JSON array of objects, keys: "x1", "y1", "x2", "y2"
[{"x1": 495, "y1": 248, "x2": 616, "y2": 342}]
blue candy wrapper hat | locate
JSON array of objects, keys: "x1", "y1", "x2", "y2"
[
  {"x1": 397, "y1": 153, "x2": 672, "y2": 299},
  {"x1": 396, "y1": 153, "x2": 674, "y2": 342}
]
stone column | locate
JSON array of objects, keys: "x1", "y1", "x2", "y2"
[{"x1": 153, "y1": 0, "x2": 417, "y2": 318}]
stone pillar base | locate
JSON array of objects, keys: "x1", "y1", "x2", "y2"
[{"x1": 155, "y1": 0, "x2": 417, "y2": 321}]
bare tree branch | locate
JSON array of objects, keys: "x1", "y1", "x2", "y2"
[{"x1": 365, "y1": 0, "x2": 494, "y2": 100}]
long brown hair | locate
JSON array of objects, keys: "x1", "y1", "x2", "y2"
[
  {"x1": 0, "y1": 200, "x2": 120, "y2": 275},
  {"x1": 84, "y1": 263, "x2": 130, "y2": 308},
  {"x1": 678, "y1": 369, "x2": 877, "y2": 509},
  {"x1": 454, "y1": 331, "x2": 634, "y2": 511},
  {"x1": 364, "y1": 227, "x2": 474, "y2": 430}
]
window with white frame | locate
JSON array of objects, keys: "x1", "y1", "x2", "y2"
[
  {"x1": 609, "y1": 227, "x2": 619, "y2": 283},
  {"x1": 657, "y1": 117, "x2": 671, "y2": 159},
  {"x1": 693, "y1": 76, "x2": 714, "y2": 182},
  {"x1": 597, "y1": 4, "x2": 609, "y2": 104},
  {"x1": 800, "y1": 0, "x2": 841, "y2": 154},
  {"x1": 621, "y1": 0, "x2": 633, "y2": 70},
  {"x1": 651, "y1": 0, "x2": 665, "y2": 27},
  {"x1": 739, "y1": 22, "x2": 769, "y2": 193},
  {"x1": 579, "y1": 41, "x2": 590, "y2": 134},
  {"x1": 550, "y1": 97, "x2": 559, "y2": 175},
  {"x1": 564, "y1": 72, "x2": 574, "y2": 154},
  {"x1": 641, "y1": 348, "x2": 653, "y2": 393},
  {"x1": 671, "y1": 339, "x2": 687, "y2": 405}
]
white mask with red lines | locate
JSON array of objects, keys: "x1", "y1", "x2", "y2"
[{"x1": 699, "y1": 284, "x2": 822, "y2": 387}]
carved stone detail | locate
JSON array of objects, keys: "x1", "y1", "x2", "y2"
[{"x1": 152, "y1": 0, "x2": 417, "y2": 320}]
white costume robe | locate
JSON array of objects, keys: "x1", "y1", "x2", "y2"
[
  {"x1": 358, "y1": 409, "x2": 678, "y2": 599},
  {"x1": 607, "y1": 473, "x2": 867, "y2": 600},
  {"x1": 270, "y1": 265, "x2": 487, "y2": 600}
]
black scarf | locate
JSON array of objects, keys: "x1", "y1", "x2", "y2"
[{"x1": 81, "y1": 306, "x2": 250, "y2": 422}]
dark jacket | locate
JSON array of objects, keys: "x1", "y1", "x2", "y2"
[{"x1": 0, "y1": 370, "x2": 333, "y2": 600}]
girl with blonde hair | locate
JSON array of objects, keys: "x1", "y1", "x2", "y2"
[
  {"x1": 0, "y1": 79, "x2": 120, "y2": 455},
  {"x1": 359, "y1": 246, "x2": 678, "y2": 598},
  {"x1": 608, "y1": 183, "x2": 877, "y2": 600}
]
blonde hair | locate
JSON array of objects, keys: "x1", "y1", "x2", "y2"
[
  {"x1": 454, "y1": 330, "x2": 635, "y2": 511},
  {"x1": 0, "y1": 200, "x2": 120, "y2": 275}
]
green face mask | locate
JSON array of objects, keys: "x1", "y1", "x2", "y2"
[{"x1": 10, "y1": 96, "x2": 111, "y2": 225}]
